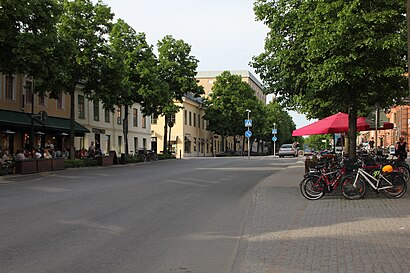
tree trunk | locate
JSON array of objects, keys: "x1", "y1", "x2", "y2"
[
  {"x1": 69, "y1": 89, "x2": 75, "y2": 160},
  {"x1": 407, "y1": 0, "x2": 410, "y2": 97},
  {"x1": 347, "y1": 94, "x2": 357, "y2": 158},
  {"x1": 233, "y1": 136, "x2": 237, "y2": 152},
  {"x1": 163, "y1": 115, "x2": 168, "y2": 154},
  {"x1": 123, "y1": 105, "x2": 129, "y2": 156}
]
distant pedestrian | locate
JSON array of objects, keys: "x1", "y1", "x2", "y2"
[
  {"x1": 395, "y1": 136, "x2": 407, "y2": 160},
  {"x1": 369, "y1": 137, "x2": 375, "y2": 149}
]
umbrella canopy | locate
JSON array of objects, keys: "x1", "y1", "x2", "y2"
[{"x1": 292, "y1": 112, "x2": 370, "y2": 136}]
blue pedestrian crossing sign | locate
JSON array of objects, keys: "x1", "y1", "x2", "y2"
[
  {"x1": 272, "y1": 136, "x2": 277, "y2": 142},
  {"x1": 272, "y1": 129, "x2": 277, "y2": 134},
  {"x1": 245, "y1": 131, "x2": 252, "y2": 138},
  {"x1": 245, "y1": 119, "x2": 252, "y2": 127}
]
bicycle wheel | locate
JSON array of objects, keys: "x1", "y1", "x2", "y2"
[
  {"x1": 341, "y1": 174, "x2": 366, "y2": 200},
  {"x1": 137, "y1": 154, "x2": 146, "y2": 162},
  {"x1": 394, "y1": 163, "x2": 410, "y2": 183},
  {"x1": 382, "y1": 172, "x2": 407, "y2": 198},
  {"x1": 300, "y1": 175, "x2": 325, "y2": 200}
]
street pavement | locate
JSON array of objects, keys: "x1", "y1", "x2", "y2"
[
  {"x1": 232, "y1": 158, "x2": 410, "y2": 273},
  {"x1": 0, "y1": 157, "x2": 410, "y2": 273}
]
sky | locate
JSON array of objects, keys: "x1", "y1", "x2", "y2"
[{"x1": 101, "y1": 0, "x2": 313, "y2": 128}]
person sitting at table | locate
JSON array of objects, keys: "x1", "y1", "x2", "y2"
[
  {"x1": 33, "y1": 149, "x2": 42, "y2": 159},
  {"x1": 2, "y1": 149, "x2": 12, "y2": 162},
  {"x1": 15, "y1": 149, "x2": 26, "y2": 161},
  {"x1": 43, "y1": 149, "x2": 53, "y2": 159}
]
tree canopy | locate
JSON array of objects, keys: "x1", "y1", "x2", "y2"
[
  {"x1": 204, "y1": 71, "x2": 264, "y2": 151},
  {"x1": 252, "y1": 0, "x2": 408, "y2": 156},
  {"x1": 42, "y1": 0, "x2": 114, "y2": 158},
  {"x1": 156, "y1": 35, "x2": 203, "y2": 152},
  {"x1": 0, "y1": 0, "x2": 61, "y2": 77}
]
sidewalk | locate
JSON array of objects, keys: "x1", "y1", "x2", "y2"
[{"x1": 232, "y1": 160, "x2": 410, "y2": 273}]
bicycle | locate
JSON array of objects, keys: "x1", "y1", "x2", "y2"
[
  {"x1": 341, "y1": 163, "x2": 407, "y2": 200},
  {"x1": 300, "y1": 157, "x2": 355, "y2": 200}
]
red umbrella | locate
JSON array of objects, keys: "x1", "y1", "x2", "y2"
[{"x1": 292, "y1": 112, "x2": 370, "y2": 136}]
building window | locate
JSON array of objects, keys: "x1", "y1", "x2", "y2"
[
  {"x1": 56, "y1": 91, "x2": 64, "y2": 110},
  {"x1": 193, "y1": 138, "x2": 197, "y2": 152},
  {"x1": 184, "y1": 137, "x2": 191, "y2": 153},
  {"x1": 198, "y1": 114, "x2": 201, "y2": 129},
  {"x1": 38, "y1": 94, "x2": 46, "y2": 106},
  {"x1": 104, "y1": 108, "x2": 110, "y2": 123},
  {"x1": 193, "y1": 113, "x2": 196, "y2": 127},
  {"x1": 106, "y1": 135, "x2": 111, "y2": 153},
  {"x1": 5, "y1": 75, "x2": 15, "y2": 100},
  {"x1": 93, "y1": 100, "x2": 99, "y2": 121},
  {"x1": 133, "y1": 108, "x2": 138, "y2": 127},
  {"x1": 25, "y1": 80, "x2": 33, "y2": 104},
  {"x1": 78, "y1": 95, "x2": 85, "y2": 119},
  {"x1": 141, "y1": 115, "x2": 147, "y2": 128},
  {"x1": 118, "y1": 135, "x2": 122, "y2": 153},
  {"x1": 189, "y1": 111, "x2": 192, "y2": 126},
  {"x1": 142, "y1": 138, "x2": 147, "y2": 149},
  {"x1": 134, "y1": 137, "x2": 138, "y2": 153},
  {"x1": 117, "y1": 106, "x2": 122, "y2": 125},
  {"x1": 170, "y1": 114, "x2": 176, "y2": 125},
  {"x1": 152, "y1": 113, "x2": 158, "y2": 125},
  {"x1": 184, "y1": 110, "x2": 187, "y2": 125}
]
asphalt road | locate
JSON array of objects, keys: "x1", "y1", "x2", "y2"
[{"x1": 0, "y1": 156, "x2": 295, "y2": 273}]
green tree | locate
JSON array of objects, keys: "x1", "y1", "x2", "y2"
[
  {"x1": 41, "y1": 0, "x2": 114, "y2": 159},
  {"x1": 95, "y1": 19, "x2": 163, "y2": 155},
  {"x1": 0, "y1": 0, "x2": 61, "y2": 77},
  {"x1": 204, "y1": 71, "x2": 264, "y2": 152},
  {"x1": 304, "y1": 134, "x2": 332, "y2": 151},
  {"x1": 157, "y1": 35, "x2": 203, "y2": 153},
  {"x1": 252, "y1": 0, "x2": 407, "y2": 157}
]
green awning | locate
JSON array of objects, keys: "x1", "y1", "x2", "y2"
[
  {"x1": 0, "y1": 109, "x2": 89, "y2": 134},
  {"x1": 0, "y1": 109, "x2": 41, "y2": 127},
  {"x1": 41, "y1": 116, "x2": 89, "y2": 133}
]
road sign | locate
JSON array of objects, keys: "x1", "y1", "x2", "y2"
[
  {"x1": 272, "y1": 136, "x2": 277, "y2": 142},
  {"x1": 245, "y1": 131, "x2": 252, "y2": 138},
  {"x1": 272, "y1": 129, "x2": 277, "y2": 134},
  {"x1": 245, "y1": 119, "x2": 252, "y2": 127}
]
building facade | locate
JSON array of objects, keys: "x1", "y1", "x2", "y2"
[
  {"x1": 361, "y1": 105, "x2": 410, "y2": 150},
  {"x1": 74, "y1": 90, "x2": 152, "y2": 155},
  {"x1": 0, "y1": 73, "x2": 88, "y2": 154},
  {"x1": 151, "y1": 70, "x2": 265, "y2": 157},
  {"x1": 0, "y1": 73, "x2": 151, "y2": 157}
]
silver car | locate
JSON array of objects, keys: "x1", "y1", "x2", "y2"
[{"x1": 278, "y1": 144, "x2": 298, "y2": 157}]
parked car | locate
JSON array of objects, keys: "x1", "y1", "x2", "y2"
[{"x1": 278, "y1": 144, "x2": 298, "y2": 157}]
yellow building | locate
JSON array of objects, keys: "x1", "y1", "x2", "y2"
[
  {"x1": 196, "y1": 70, "x2": 266, "y2": 104},
  {"x1": 151, "y1": 70, "x2": 265, "y2": 158},
  {"x1": 0, "y1": 73, "x2": 88, "y2": 154},
  {"x1": 0, "y1": 73, "x2": 151, "y2": 157},
  {"x1": 151, "y1": 94, "x2": 216, "y2": 158}
]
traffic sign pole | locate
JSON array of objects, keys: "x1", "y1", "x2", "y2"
[
  {"x1": 246, "y1": 110, "x2": 251, "y2": 159},
  {"x1": 273, "y1": 123, "x2": 277, "y2": 157}
]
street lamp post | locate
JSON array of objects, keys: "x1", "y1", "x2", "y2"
[{"x1": 246, "y1": 109, "x2": 251, "y2": 159}]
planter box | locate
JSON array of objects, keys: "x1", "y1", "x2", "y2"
[
  {"x1": 304, "y1": 158, "x2": 318, "y2": 173},
  {"x1": 15, "y1": 160, "x2": 37, "y2": 174},
  {"x1": 96, "y1": 155, "x2": 114, "y2": 167},
  {"x1": 37, "y1": 159, "x2": 52, "y2": 172},
  {"x1": 51, "y1": 158, "x2": 65, "y2": 171}
]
